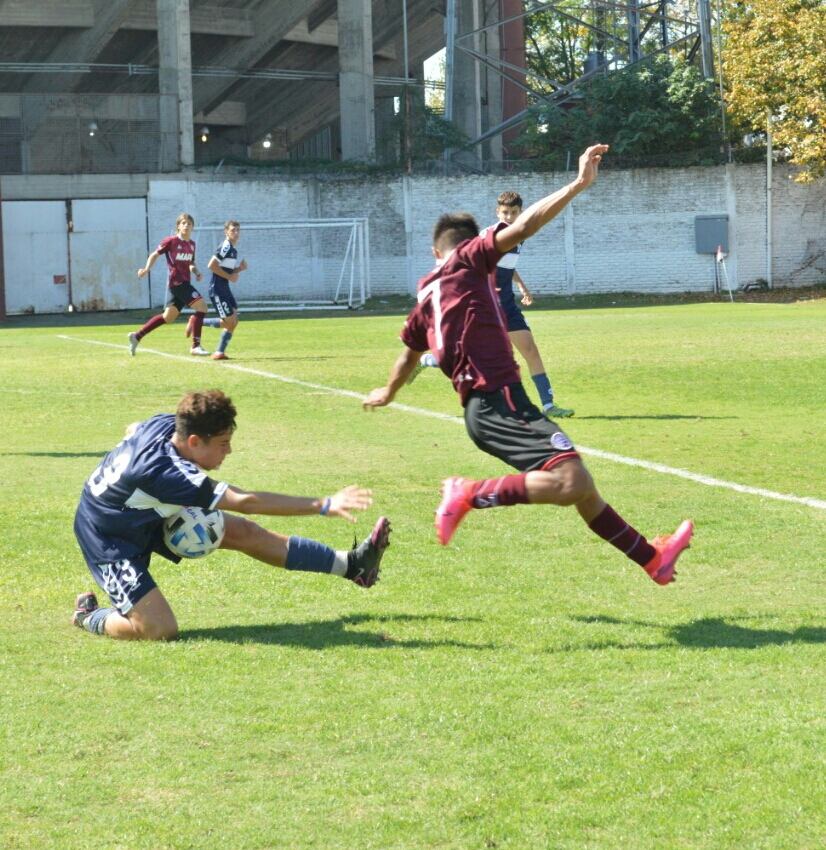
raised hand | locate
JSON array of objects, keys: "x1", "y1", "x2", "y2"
[{"x1": 577, "y1": 144, "x2": 610, "y2": 189}]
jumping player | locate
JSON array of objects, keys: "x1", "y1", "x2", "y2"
[
  {"x1": 72, "y1": 390, "x2": 391, "y2": 641},
  {"x1": 188, "y1": 219, "x2": 248, "y2": 361},
  {"x1": 130, "y1": 212, "x2": 210, "y2": 357},
  {"x1": 363, "y1": 144, "x2": 693, "y2": 586}
]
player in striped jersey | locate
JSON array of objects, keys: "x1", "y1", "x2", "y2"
[{"x1": 188, "y1": 220, "x2": 247, "y2": 360}]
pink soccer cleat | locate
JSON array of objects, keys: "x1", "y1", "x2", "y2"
[
  {"x1": 643, "y1": 519, "x2": 694, "y2": 585},
  {"x1": 435, "y1": 477, "x2": 474, "y2": 546}
]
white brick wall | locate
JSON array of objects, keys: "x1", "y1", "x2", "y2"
[{"x1": 147, "y1": 163, "x2": 826, "y2": 302}]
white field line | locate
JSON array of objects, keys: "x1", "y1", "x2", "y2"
[{"x1": 58, "y1": 335, "x2": 826, "y2": 512}]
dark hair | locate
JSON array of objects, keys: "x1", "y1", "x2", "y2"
[
  {"x1": 496, "y1": 191, "x2": 522, "y2": 208},
  {"x1": 175, "y1": 390, "x2": 237, "y2": 439},
  {"x1": 432, "y1": 213, "x2": 479, "y2": 252}
]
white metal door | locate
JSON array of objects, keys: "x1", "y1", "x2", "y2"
[
  {"x1": 70, "y1": 198, "x2": 149, "y2": 311},
  {"x1": 2, "y1": 200, "x2": 69, "y2": 314}
]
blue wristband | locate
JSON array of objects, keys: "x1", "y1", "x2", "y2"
[{"x1": 319, "y1": 497, "x2": 332, "y2": 516}]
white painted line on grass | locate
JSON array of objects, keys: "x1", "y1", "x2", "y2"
[{"x1": 59, "y1": 335, "x2": 826, "y2": 512}]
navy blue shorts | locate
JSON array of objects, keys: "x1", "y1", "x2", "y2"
[
  {"x1": 165, "y1": 282, "x2": 204, "y2": 311},
  {"x1": 209, "y1": 280, "x2": 238, "y2": 319},
  {"x1": 73, "y1": 508, "x2": 181, "y2": 614},
  {"x1": 498, "y1": 290, "x2": 530, "y2": 333}
]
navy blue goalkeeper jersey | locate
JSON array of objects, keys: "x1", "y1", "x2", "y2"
[{"x1": 75, "y1": 414, "x2": 227, "y2": 563}]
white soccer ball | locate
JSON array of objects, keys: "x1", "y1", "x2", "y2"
[{"x1": 163, "y1": 506, "x2": 225, "y2": 559}]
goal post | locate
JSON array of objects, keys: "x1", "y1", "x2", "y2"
[{"x1": 197, "y1": 217, "x2": 370, "y2": 311}]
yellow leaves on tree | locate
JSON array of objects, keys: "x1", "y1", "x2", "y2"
[{"x1": 723, "y1": 0, "x2": 826, "y2": 182}]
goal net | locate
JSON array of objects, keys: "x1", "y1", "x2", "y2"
[{"x1": 197, "y1": 218, "x2": 370, "y2": 310}]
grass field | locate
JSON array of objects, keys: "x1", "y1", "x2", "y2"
[{"x1": 1, "y1": 301, "x2": 825, "y2": 850}]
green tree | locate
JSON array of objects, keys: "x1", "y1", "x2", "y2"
[
  {"x1": 518, "y1": 56, "x2": 723, "y2": 167},
  {"x1": 723, "y1": 0, "x2": 826, "y2": 181}
]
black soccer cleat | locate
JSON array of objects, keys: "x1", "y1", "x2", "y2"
[
  {"x1": 72, "y1": 591, "x2": 99, "y2": 629},
  {"x1": 346, "y1": 516, "x2": 391, "y2": 588}
]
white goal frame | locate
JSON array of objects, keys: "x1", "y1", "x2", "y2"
[{"x1": 198, "y1": 217, "x2": 370, "y2": 311}]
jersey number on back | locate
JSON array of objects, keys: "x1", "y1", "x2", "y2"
[{"x1": 87, "y1": 446, "x2": 132, "y2": 497}]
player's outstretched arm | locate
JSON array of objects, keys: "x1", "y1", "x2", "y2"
[
  {"x1": 363, "y1": 347, "x2": 422, "y2": 409},
  {"x1": 217, "y1": 484, "x2": 372, "y2": 523},
  {"x1": 137, "y1": 250, "x2": 160, "y2": 278},
  {"x1": 495, "y1": 144, "x2": 609, "y2": 254}
]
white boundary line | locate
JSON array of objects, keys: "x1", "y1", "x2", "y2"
[{"x1": 58, "y1": 335, "x2": 826, "y2": 512}]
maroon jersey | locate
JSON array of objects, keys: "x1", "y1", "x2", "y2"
[
  {"x1": 401, "y1": 224, "x2": 521, "y2": 405},
  {"x1": 156, "y1": 235, "x2": 196, "y2": 288}
]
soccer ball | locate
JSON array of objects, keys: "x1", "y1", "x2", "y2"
[{"x1": 163, "y1": 506, "x2": 225, "y2": 559}]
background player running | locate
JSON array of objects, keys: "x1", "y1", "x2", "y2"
[
  {"x1": 484, "y1": 190, "x2": 574, "y2": 418},
  {"x1": 188, "y1": 219, "x2": 248, "y2": 361},
  {"x1": 130, "y1": 212, "x2": 210, "y2": 357},
  {"x1": 72, "y1": 390, "x2": 391, "y2": 641},
  {"x1": 411, "y1": 192, "x2": 574, "y2": 418},
  {"x1": 364, "y1": 144, "x2": 692, "y2": 586}
]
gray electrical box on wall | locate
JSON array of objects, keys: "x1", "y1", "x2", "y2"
[{"x1": 694, "y1": 214, "x2": 729, "y2": 253}]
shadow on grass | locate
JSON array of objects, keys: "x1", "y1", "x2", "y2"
[
  {"x1": 240, "y1": 355, "x2": 336, "y2": 363},
  {"x1": 182, "y1": 612, "x2": 495, "y2": 651},
  {"x1": 569, "y1": 615, "x2": 826, "y2": 650},
  {"x1": 576, "y1": 415, "x2": 736, "y2": 421},
  {"x1": 2, "y1": 451, "x2": 105, "y2": 458}
]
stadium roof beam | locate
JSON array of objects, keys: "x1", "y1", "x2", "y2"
[
  {"x1": 1, "y1": 1, "x2": 254, "y2": 37},
  {"x1": 307, "y1": 0, "x2": 338, "y2": 33},
  {"x1": 242, "y1": 4, "x2": 439, "y2": 150},
  {"x1": 122, "y1": 1, "x2": 255, "y2": 38},
  {"x1": 283, "y1": 18, "x2": 396, "y2": 60},
  {"x1": 191, "y1": 0, "x2": 330, "y2": 118},
  {"x1": 20, "y1": 0, "x2": 134, "y2": 93}
]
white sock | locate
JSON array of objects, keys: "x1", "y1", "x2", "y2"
[{"x1": 331, "y1": 550, "x2": 348, "y2": 576}]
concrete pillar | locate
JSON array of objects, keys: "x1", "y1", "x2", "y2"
[
  {"x1": 157, "y1": 0, "x2": 194, "y2": 171},
  {"x1": 452, "y1": 0, "x2": 482, "y2": 168},
  {"x1": 337, "y1": 0, "x2": 376, "y2": 162},
  {"x1": 500, "y1": 0, "x2": 526, "y2": 159},
  {"x1": 482, "y1": 3, "x2": 503, "y2": 164}
]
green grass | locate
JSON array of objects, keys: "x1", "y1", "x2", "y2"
[{"x1": 1, "y1": 302, "x2": 825, "y2": 849}]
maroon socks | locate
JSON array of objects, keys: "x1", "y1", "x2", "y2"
[
  {"x1": 191, "y1": 311, "x2": 205, "y2": 347},
  {"x1": 467, "y1": 474, "x2": 530, "y2": 508},
  {"x1": 588, "y1": 504, "x2": 656, "y2": 566},
  {"x1": 135, "y1": 314, "x2": 166, "y2": 340}
]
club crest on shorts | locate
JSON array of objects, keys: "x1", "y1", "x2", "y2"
[{"x1": 550, "y1": 432, "x2": 573, "y2": 451}]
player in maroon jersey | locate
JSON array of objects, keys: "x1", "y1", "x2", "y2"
[
  {"x1": 129, "y1": 212, "x2": 210, "y2": 356},
  {"x1": 364, "y1": 144, "x2": 693, "y2": 586}
]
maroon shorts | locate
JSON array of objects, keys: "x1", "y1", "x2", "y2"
[{"x1": 463, "y1": 382, "x2": 580, "y2": 472}]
